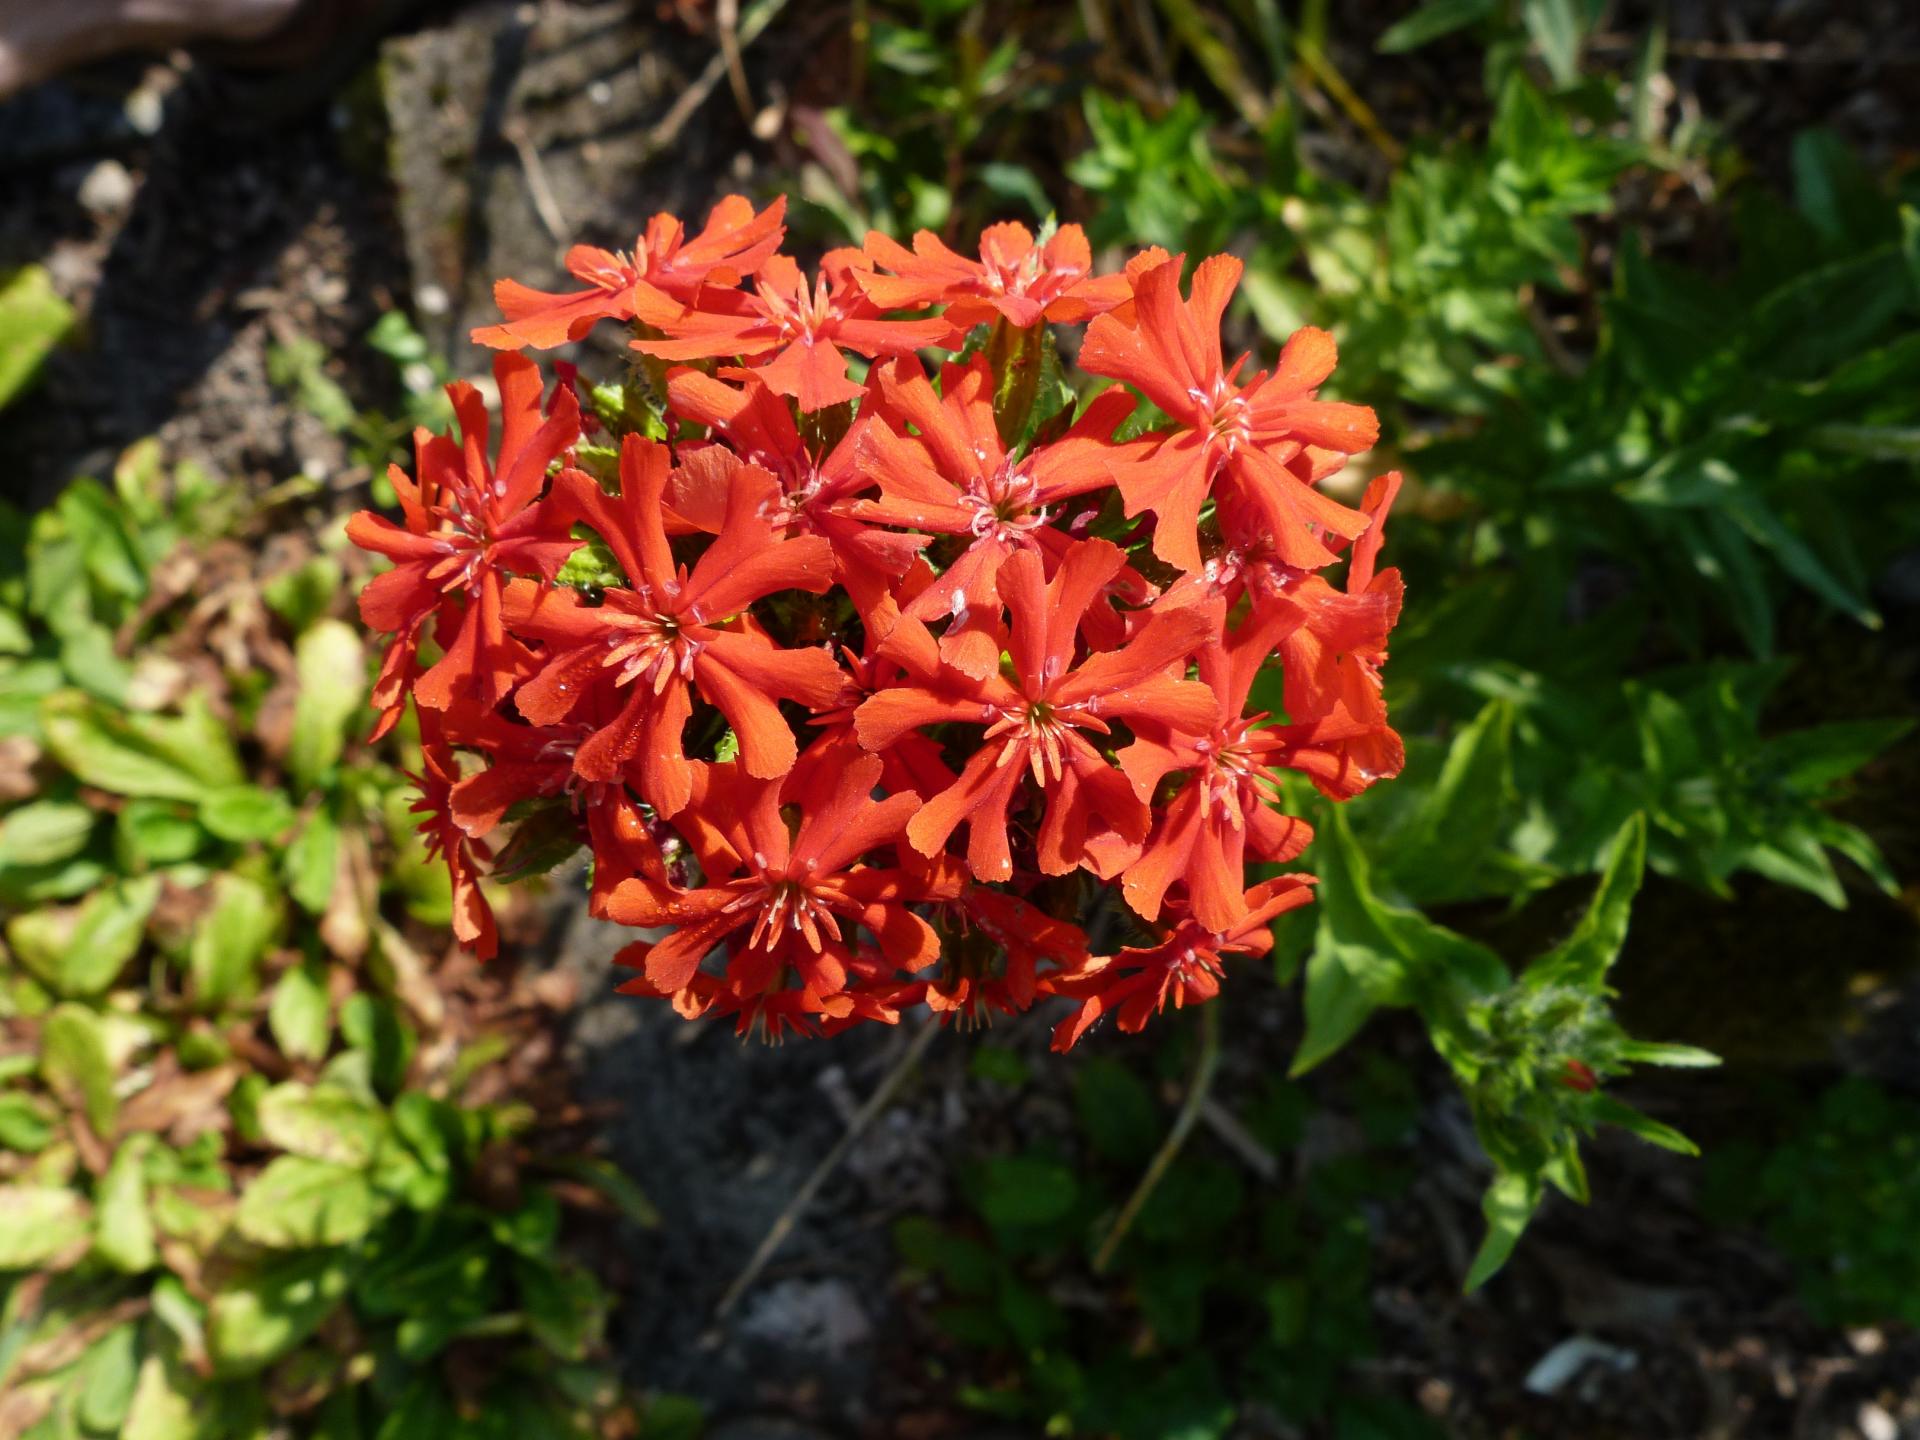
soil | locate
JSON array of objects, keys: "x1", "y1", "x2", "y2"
[{"x1": 4, "y1": 2, "x2": 1920, "y2": 1437}]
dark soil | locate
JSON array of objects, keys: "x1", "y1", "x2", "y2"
[{"x1": 5, "y1": 3, "x2": 1920, "y2": 1437}]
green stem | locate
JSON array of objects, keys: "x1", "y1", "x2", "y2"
[{"x1": 1092, "y1": 1000, "x2": 1224, "y2": 1274}]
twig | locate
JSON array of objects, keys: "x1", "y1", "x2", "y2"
[
  {"x1": 1125, "y1": 0, "x2": 1175, "y2": 102},
  {"x1": 1198, "y1": 1095, "x2": 1280, "y2": 1183},
  {"x1": 644, "y1": 0, "x2": 791, "y2": 160},
  {"x1": 1586, "y1": 33, "x2": 1917, "y2": 64},
  {"x1": 1093, "y1": 1000, "x2": 1223, "y2": 1274},
  {"x1": 714, "y1": 1014, "x2": 941, "y2": 1319},
  {"x1": 716, "y1": 0, "x2": 756, "y2": 123},
  {"x1": 1293, "y1": 38, "x2": 1403, "y2": 166},
  {"x1": 505, "y1": 118, "x2": 570, "y2": 246}
]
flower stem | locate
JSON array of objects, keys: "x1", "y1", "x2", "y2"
[
  {"x1": 1092, "y1": 999, "x2": 1224, "y2": 1274},
  {"x1": 713, "y1": 1014, "x2": 942, "y2": 1319}
]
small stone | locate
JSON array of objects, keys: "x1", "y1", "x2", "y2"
[
  {"x1": 1849, "y1": 1327, "x2": 1887, "y2": 1356},
  {"x1": 124, "y1": 85, "x2": 165, "y2": 136},
  {"x1": 45, "y1": 239, "x2": 95, "y2": 294},
  {"x1": 1858, "y1": 1402, "x2": 1897, "y2": 1440},
  {"x1": 77, "y1": 159, "x2": 136, "y2": 216},
  {"x1": 736, "y1": 1278, "x2": 873, "y2": 1359}
]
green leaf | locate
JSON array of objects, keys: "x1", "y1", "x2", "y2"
[
  {"x1": 0, "y1": 1091, "x2": 56, "y2": 1152},
  {"x1": 284, "y1": 805, "x2": 341, "y2": 914},
  {"x1": 1533, "y1": 813, "x2": 1647, "y2": 987},
  {"x1": 288, "y1": 621, "x2": 368, "y2": 791},
  {"x1": 1390, "y1": 698, "x2": 1515, "y2": 902},
  {"x1": 199, "y1": 785, "x2": 298, "y2": 843},
  {"x1": 555, "y1": 535, "x2": 623, "y2": 589},
  {"x1": 7, "y1": 874, "x2": 160, "y2": 996},
  {"x1": 1521, "y1": 0, "x2": 1584, "y2": 86},
  {"x1": 262, "y1": 555, "x2": 344, "y2": 633},
  {"x1": 638, "y1": 1395, "x2": 708, "y2": 1440},
  {"x1": 373, "y1": 1382, "x2": 461, "y2": 1440},
  {"x1": 0, "y1": 1185, "x2": 91, "y2": 1269},
  {"x1": 40, "y1": 689, "x2": 242, "y2": 800},
  {"x1": 340, "y1": 993, "x2": 416, "y2": 1097},
  {"x1": 1074, "y1": 1058, "x2": 1160, "y2": 1165},
  {"x1": 40, "y1": 1001, "x2": 120, "y2": 1136},
  {"x1": 95, "y1": 1138, "x2": 158, "y2": 1273},
  {"x1": 0, "y1": 265, "x2": 74, "y2": 411},
  {"x1": 123, "y1": 1352, "x2": 205, "y2": 1440},
  {"x1": 1759, "y1": 718, "x2": 1911, "y2": 791},
  {"x1": 0, "y1": 800, "x2": 95, "y2": 867},
  {"x1": 1293, "y1": 940, "x2": 1388, "y2": 1078},
  {"x1": 75, "y1": 1322, "x2": 142, "y2": 1433},
  {"x1": 1812, "y1": 815, "x2": 1901, "y2": 899},
  {"x1": 117, "y1": 799, "x2": 207, "y2": 868},
  {"x1": 1464, "y1": 1169, "x2": 1542, "y2": 1291},
  {"x1": 0, "y1": 657, "x2": 63, "y2": 738},
  {"x1": 1375, "y1": 0, "x2": 1494, "y2": 52},
  {"x1": 1292, "y1": 807, "x2": 1505, "y2": 1076},
  {"x1": 235, "y1": 1156, "x2": 381, "y2": 1248},
  {"x1": 894, "y1": 1216, "x2": 999, "y2": 1297},
  {"x1": 517, "y1": 1256, "x2": 608, "y2": 1361},
  {"x1": 207, "y1": 1249, "x2": 356, "y2": 1374},
  {"x1": 968, "y1": 1045, "x2": 1030, "y2": 1088},
  {"x1": 268, "y1": 958, "x2": 334, "y2": 1063},
  {"x1": 1745, "y1": 828, "x2": 1846, "y2": 908},
  {"x1": 0, "y1": 608, "x2": 28, "y2": 656},
  {"x1": 1723, "y1": 489, "x2": 1879, "y2": 629},
  {"x1": 1616, "y1": 1039, "x2": 1720, "y2": 1068},
  {"x1": 986, "y1": 318, "x2": 1047, "y2": 448},
  {"x1": 1590, "y1": 1094, "x2": 1699, "y2": 1155},
  {"x1": 975, "y1": 1155, "x2": 1078, "y2": 1230},
  {"x1": 61, "y1": 621, "x2": 134, "y2": 703},
  {"x1": 268, "y1": 334, "x2": 356, "y2": 432},
  {"x1": 255, "y1": 1081, "x2": 387, "y2": 1167},
  {"x1": 187, "y1": 873, "x2": 281, "y2": 1009}
]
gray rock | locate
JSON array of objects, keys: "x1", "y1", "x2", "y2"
[{"x1": 378, "y1": 0, "x2": 758, "y2": 363}]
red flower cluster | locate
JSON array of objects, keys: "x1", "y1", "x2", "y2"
[{"x1": 351, "y1": 195, "x2": 1405, "y2": 1047}]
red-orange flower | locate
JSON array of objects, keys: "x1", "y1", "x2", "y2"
[
  {"x1": 362, "y1": 199, "x2": 1408, "y2": 1046},
  {"x1": 410, "y1": 709, "x2": 498, "y2": 961},
  {"x1": 908, "y1": 867, "x2": 1091, "y2": 1024},
  {"x1": 854, "y1": 540, "x2": 1219, "y2": 882},
  {"x1": 852, "y1": 354, "x2": 1136, "y2": 674},
  {"x1": 1045, "y1": 875, "x2": 1316, "y2": 1050},
  {"x1": 1078, "y1": 254, "x2": 1378, "y2": 573},
  {"x1": 665, "y1": 365, "x2": 929, "y2": 615},
  {"x1": 504, "y1": 435, "x2": 844, "y2": 815},
  {"x1": 604, "y1": 755, "x2": 937, "y2": 1001},
  {"x1": 1254, "y1": 472, "x2": 1406, "y2": 797},
  {"x1": 471, "y1": 194, "x2": 786, "y2": 349},
  {"x1": 859, "y1": 221, "x2": 1132, "y2": 329},
  {"x1": 1118, "y1": 605, "x2": 1316, "y2": 932},
  {"x1": 347, "y1": 353, "x2": 580, "y2": 736},
  {"x1": 632, "y1": 251, "x2": 952, "y2": 411}
]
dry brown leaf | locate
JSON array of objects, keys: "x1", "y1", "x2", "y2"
[
  {"x1": 117, "y1": 1062, "x2": 241, "y2": 1146},
  {"x1": 6, "y1": 1297, "x2": 147, "y2": 1390},
  {"x1": 372, "y1": 920, "x2": 445, "y2": 1034},
  {"x1": 0, "y1": 735, "x2": 43, "y2": 801}
]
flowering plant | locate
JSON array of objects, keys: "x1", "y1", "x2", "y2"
[{"x1": 349, "y1": 196, "x2": 1405, "y2": 1047}]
